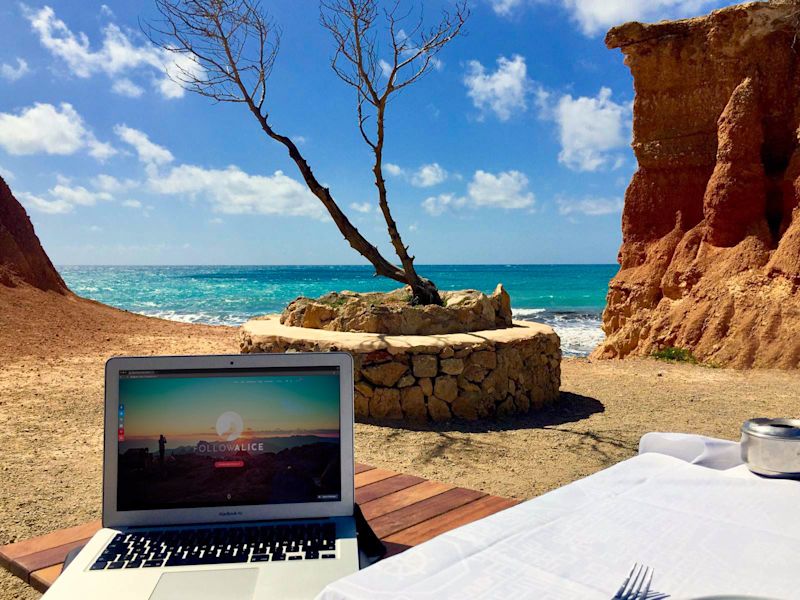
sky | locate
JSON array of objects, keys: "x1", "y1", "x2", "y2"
[
  {"x1": 0, "y1": 0, "x2": 738, "y2": 266},
  {"x1": 120, "y1": 373, "x2": 340, "y2": 442}
]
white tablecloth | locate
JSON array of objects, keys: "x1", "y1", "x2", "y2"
[{"x1": 319, "y1": 433, "x2": 800, "y2": 599}]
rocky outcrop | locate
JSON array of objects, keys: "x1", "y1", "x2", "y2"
[
  {"x1": 0, "y1": 176, "x2": 68, "y2": 293},
  {"x1": 595, "y1": 2, "x2": 800, "y2": 368},
  {"x1": 281, "y1": 285, "x2": 513, "y2": 335},
  {"x1": 241, "y1": 316, "x2": 561, "y2": 422}
]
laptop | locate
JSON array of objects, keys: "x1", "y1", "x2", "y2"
[{"x1": 44, "y1": 352, "x2": 359, "y2": 600}]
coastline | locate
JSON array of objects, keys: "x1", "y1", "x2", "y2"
[
  {"x1": 3, "y1": 284, "x2": 800, "y2": 599},
  {"x1": 57, "y1": 264, "x2": 614, "y2": 357}
]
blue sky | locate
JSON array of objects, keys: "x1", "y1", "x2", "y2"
[{"x1": 0, "y1": 0, "x2": 736, "y2": 265}]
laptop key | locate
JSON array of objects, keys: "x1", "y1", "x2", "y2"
[
  {"x1": 142, "y1": 559, "x2": 165, "y2": 568},
  {"x1": 95, "y1": 521, "x2": 335, "y2": 570},
  {"x1": 250, "y1": 554, "x2": 271, "y2": 562},
  {"x1": 106, "y1": 562, "x2": 126, "y2": 570}
]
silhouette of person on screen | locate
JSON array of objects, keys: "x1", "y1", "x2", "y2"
[{"x1": 158, "y1": 434, "x2": 167, "y2": 468}]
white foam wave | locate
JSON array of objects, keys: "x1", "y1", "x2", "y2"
[
  {"x1": 140, "y1": 310, "x2": 247, "y2": 327},
  {"x1": 514, "y1": 307, "x2": 605, "y2": 356},
  {"x1": 512, "y1": 308, "x2": 546, "y2": 317},
  {"x1": 552, "y1": 322, "x2": 605, "y2": 357}
]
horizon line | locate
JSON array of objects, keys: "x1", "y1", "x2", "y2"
[{"x1": 55, "y1": 262, "x2": 619, "y2": 268}]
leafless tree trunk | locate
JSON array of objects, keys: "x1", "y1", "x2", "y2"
[{"x1": 148, "y1": 0, "x2": 467, "y2": 305}]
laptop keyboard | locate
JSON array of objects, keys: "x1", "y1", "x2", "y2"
[{"x1": 90, "y1": 522, "x2": 337, "y2": 570}]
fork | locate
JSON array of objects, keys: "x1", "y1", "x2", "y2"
[{"x1": 612, "y1": 563, "x2": 654, "y2": 600}]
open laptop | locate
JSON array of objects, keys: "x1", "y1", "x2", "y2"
[{"x1": 44, "y1": 352, "x2": 359, "y2": 600}]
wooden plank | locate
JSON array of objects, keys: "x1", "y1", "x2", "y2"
[
  {"x1": 384, "y1": 495, "x2": 519, "y2": 547},
  {"x1": 0, "y1": 465, "x2": 519, "y2": 595},
  {"x1": 29, "y1": 564, "x2": 62, "y2": 594},
  {"x1": 13, "y1": 537, "x2": 93, "y2": 581},
  {"x1": 355, "y1": 474, "x2": 425, "y2": 505},
  {"x1": 354, "y1": 468, "x2": 397, "y2": 488},
  {"x1": 370, "y1": 488, "x2": 486, "y2": 539},
  {"x1": 0, "y1": 521, "x2": 100, "y2": 564},
  {"x1": 360, "y1": 481, "x2": 454, "y2": 521}
]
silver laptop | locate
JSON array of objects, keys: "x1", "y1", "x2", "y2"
[{"x1": 44, "y1": 352, "x2": 359, "y2": 600}]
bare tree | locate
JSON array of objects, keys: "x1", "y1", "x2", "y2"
[{"x1": 147, "y1": 0, "x2": 468, "y2": 305}]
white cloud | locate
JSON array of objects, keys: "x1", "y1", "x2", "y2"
[
  {"x1": 92, "y1": 174, "x2": 136, "y2": 193},
  {"x1": 349, "y1": 202, "x2": 373, "y2": 214},
  {"x1": 488, "y1": 0, "x2": 526, "y2": 17},
  {"x1": 115, "y1": 125, "x2": 174, "y2": 165},
  {"x1": 411, "y1": 163, "x2": 448, "y2": 188},
  {"x1": 422, "y1": 193, "x2": 467, "y2": 216},
  {"x1": 557, "y1": 196, "x2": 623, "y2": 216},
  {"x1": 467, "y1": 169, "x2": 535, "y2": 209},
  {"x1": 122, "y1": 199, "x2": 143, "y2": 209},
  {"x1": 384, "y1": 163, "x2": 405, "y2": 177},
  {"x1": 24, "y1": 5, "x2": 194, "y2": 99},
  {"x1": 149, "y1": 164, "x2": 326, "y2": 219},
  {"x1": 0, "y1": 58, "x2": 30, "y2": 81},
  {"x1": 423, "y1": 169, "x2": 535, "y2": 215},
  {"x1": 553, "y1": 87, "x2": 630, "y2": 172},
  {"x1": 159, "y1": 53, "x2": 203, "y2": 99},
  {"x1": 0, "y1": 102, "x2": 114, "y2": 160},
  {"x1": 50, "y1": 183, "x2": 112, "y2": 206},
  {"x1": 561, "y1": 0, "x2": 719, "y2": 36},
  {"x1": 464, "y1": 55, "x2": 530, "y2": 121},
  {"x1": 87, "y1": 138, "x2": 117, "y2": 161},
  {"x1": 384, "y1": 162, "x2": 448, "y2": 187},
  {"x1": 19, "y1": 192, "x2": 72, "y2": 214},
  {"x1": 18, "y1": 183, "x2": 111, "y2": 214},
  {"x1": 112, "y1": 78, "x2": 144, "y2": 98}
]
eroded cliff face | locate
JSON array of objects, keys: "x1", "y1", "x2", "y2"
[
  {"x1": 0, "y1": 176, "x2": 68, "y2": 293},
  {"x1": 595, "y1": 1, "x2": 800, "y2": 368}
]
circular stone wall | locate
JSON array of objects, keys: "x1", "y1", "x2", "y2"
[{"x1": 240, "y1": 317, "x2": 561, "y2": 422}]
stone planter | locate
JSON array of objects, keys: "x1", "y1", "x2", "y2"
[{"x1": 240, "y1": 316, "x2": 561, "y2": 423}]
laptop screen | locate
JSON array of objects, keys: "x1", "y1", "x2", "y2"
[{"x1": 115, "y1": 366, "x2": 341, "y2": 512}]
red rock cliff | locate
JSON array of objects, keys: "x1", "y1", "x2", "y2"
[
  {"x1": 0, "y1": 176, "x2": 68, "y2": 293},
  {"x1": 595, "y1": 1, "x2": 800, "y2": 368}
]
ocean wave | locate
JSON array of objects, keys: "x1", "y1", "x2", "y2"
[
  {"x1": 144, "y1": 306, "x2": 604, "y2": 356},
  {"x1": 514, "y1": 308, "x2": 604, "y2": 357},
  {"x1": 140, "y1": 310, "x2": 248, "y2": 327},
  {"x1": 512, "y1": 308, "x2": 546, "y2": 317}
]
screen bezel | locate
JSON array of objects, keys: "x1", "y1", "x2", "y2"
[{"x1": 103, "y1": 352, "x2": 354, "y2": 528}]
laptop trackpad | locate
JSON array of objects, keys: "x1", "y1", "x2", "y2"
[{"x1": 149, "y1": 568, "x2": 258, "y2": 600}]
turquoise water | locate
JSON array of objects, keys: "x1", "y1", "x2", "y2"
[{"x1": 58, "y1": 265, "x2": 618, "y2": 356}]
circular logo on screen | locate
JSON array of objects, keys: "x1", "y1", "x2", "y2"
[{"x1": 216, "y1": 411, "x2": 244, "y2": 441}]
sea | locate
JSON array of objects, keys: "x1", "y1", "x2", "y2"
[{"x1": 58, "y1": 264, "x2": 618, "y2": 357}]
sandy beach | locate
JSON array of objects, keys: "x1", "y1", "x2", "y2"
[{"x1": 2, "y1": 285, "x2": 799, "y2": 599}]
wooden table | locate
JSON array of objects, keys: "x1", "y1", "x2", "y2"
[{"x1": 0, "y1": 464, "x2": 518, "y2": 594}]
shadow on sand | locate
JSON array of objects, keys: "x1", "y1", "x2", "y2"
[
  {"x1": 360, "y1": 392, "x2": 639, "y2": 466},
  {"x1": 361, "y1": 391, "x2": 605, "y2": 434}
]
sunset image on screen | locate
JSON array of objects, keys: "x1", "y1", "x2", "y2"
[{"x1": 116, "y1": 371, "x2": 341, "y2": 511}]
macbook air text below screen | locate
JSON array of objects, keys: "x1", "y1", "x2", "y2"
[{"x1": 116, "y1": 367, "x2": 341, "y2": 512}]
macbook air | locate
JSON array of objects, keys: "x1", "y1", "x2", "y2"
[{"x1": 44, "y1": 352, "x2": 358, "y2": 600}]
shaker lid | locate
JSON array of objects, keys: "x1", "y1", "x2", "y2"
[{"x1": 742, "y1": 418, "x2": 800, "y2": 439}]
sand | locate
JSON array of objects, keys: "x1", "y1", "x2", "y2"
[{"x1": 2, "y1": 284, "x2": 799, "y2": 599}]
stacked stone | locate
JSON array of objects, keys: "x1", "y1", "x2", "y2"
[
  {"x1": 240, "y1": 317, "x2": 561, "y2": 422},
  {"x1": 352, "y1": 340, "x2": 560, "y2": 422}
]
